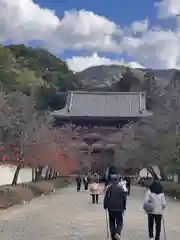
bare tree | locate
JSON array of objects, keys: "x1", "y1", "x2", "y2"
[
  {"x1": 0, "y1": 91, "x2": 40, "y2": 185},
  {"x1": 0, "y1": 90, "x2": 85, "y2": 184}
]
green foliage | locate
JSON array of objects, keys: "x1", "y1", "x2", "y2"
[
  {"x1": 0, "y1": 44, "x2": 81, "y2": 110},
  {"x1": 6, "y1": 44, "x2": 69, "y2": 73},
  {"x1": 0, "y1": 46, "x2": 15, "y2": 70},
  {"x1": 161, "y1": 181, "x2": 180, "y2": 199}
]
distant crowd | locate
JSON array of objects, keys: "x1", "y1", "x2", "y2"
[{"x1": 76, "y1": 172, "x2": 166, "y2": 240}]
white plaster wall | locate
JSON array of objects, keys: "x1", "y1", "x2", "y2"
[
  {"x1": 139, "y1": 165, "x2": 161, "y2": 179},
  {"x1": 0, "y1": 164, "x2": 32, "y2": 186},
  {"x1": 139, "y1": 168, "x2": 152, "y2": 178}
]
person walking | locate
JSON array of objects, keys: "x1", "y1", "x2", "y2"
[
  {"x1": 83, "y1": 174, "x2": 89, "y2": 190},
  {"x1": 89, "y1": 180, "x2": 100, "y2": 204},
  {"x1": 103, "y1": 174, "x2": 127, "y2": 240},
  {"x1": 94, "y1": 173, "x2": 100, "y2": 183},
  {"x1": 124, "y1": 176, "x2": 131, "y2": 196},
  {"x1": 76, "y1": 175, "x2": 82, "y2": 192},
  {"x1": 143, "y1": 180, "x2": 167, "y2": 240},
  {"x1": 118, "y1": 175, "x2": 128, "y2": 193}
]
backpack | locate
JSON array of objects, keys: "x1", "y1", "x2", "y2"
[
  {"x1": 143, "y1": 195, "x2": 155, "y2": 214},
  {"x1": 90, "y1": 183, "x2": 98, "y2": 192}
]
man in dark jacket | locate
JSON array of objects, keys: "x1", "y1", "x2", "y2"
[{"x1": 103, "y1": 174, "x2": 126, "y2": 240}]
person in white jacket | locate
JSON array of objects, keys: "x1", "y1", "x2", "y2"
[
  {"x1": 144, "y1": 180, "x2": 167, "y2": 240},
  {"x1": 118, "y1": 175, "x2": 128, "y2": 193},
  {"x1": 89, "y1": 180, "x2": 100, "y2": 204}
]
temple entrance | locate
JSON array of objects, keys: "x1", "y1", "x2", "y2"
[
  {"x1": 91, "y1": 149, "x2": 114, "y2": 175},
  {"x1": 79, "y1": 147, "x2": 114, "y2": 174},
  {"x1": 52, "y1": 91, "x2": 152, "y2": 175}
]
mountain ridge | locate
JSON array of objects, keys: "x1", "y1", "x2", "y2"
[{"x1": 76, "y1": 65, "x2": 177, "y2": 90}]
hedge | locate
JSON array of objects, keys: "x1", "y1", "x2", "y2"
[
  {"x1": 138, "y1": 178, "x2": 180, "y2": 199},
  {"x1": 161, "y1": 181, "x2": 180, "y2": 199}
]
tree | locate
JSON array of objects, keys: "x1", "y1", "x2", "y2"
[
  {"x1": 0, "y1": 44, "x2": 81, "y2": 111},
  {"x1": 23, "y1": 123, "x2": 84, "y2": 180},
  {"x1": 0, "y1": 91, "x2": 40, "y2": 185},
  {"x1": 0, "y1": 88, "x2": 85, "y2": 185},
  {"x1": 15, "y1": 69, "x2": 44, "y2": 95}
]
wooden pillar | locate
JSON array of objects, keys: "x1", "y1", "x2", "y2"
[{"x1": 88, "y1": 145, "x2": 92, "y2": 173}]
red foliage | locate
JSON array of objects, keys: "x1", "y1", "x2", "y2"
[
  {"x1": 0, "y1": 124, "x2": 81, "y2": 175},
  {"x1": 1, "y1": 154, "x2": 7, "y2": 161},
  {"x1": 21, "y1": 125, "x2": 81, "y2": 174}
]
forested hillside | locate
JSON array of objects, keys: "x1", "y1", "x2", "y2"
[{"x1": 0, "y1": 44, "x2": 82, "y2": 110}]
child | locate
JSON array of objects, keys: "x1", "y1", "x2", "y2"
[{"x1": 89, "y1": 180, "x2": 100, "y2": 204}]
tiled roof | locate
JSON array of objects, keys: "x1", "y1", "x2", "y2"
[{"x1": 52, "y1": 91, "x2": 152, "y2": 118}]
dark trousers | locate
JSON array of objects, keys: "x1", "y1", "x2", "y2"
[
  {"x1": 108, "y1": 210, "x2": 123, "y2": 240},
  {"x1": 91, "y1": 194, "x2": 99, "y2": 204},
  {"x1": 127, "y1": 185, "x2": 131, "y2": 196},
  {"x1": 148, "y1": 214, "x2": 162, "y2": 240},
  {"x1": 84, "y1": 182, "x2": 88, "y2": 190},
  {"x1": 77, "y1": 183, "x2": 81, "y2": 192}
]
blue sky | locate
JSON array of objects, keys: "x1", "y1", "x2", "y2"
[
  {"x1": 1, "y1": 0, "x2": 180, "y2": 71},
  {"x1": 35, "y1": 0, "x2": 156, "y2": 59},
  {"x1": 35, "y1": 0, "x2": 155, "y2": 25}
]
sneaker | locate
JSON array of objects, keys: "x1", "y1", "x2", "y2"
[
  {"x1": 149, "y1": 238, "x2": 154, "y2": 240},
  {"x1": 114, "y1": 233, "x2": 121, "y2": 240}
]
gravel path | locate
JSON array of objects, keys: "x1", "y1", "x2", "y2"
[{"x1": 0, "y1": 185, "x2": 180, "y2": 239}]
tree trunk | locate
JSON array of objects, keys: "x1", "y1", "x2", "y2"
[
  {"x1": 158, "y1": 166, "x2": 167, "y2": 181},
  {"x1": 51, "y1": 169, "x2": 55, "y2": 179},
  {"x1": 53, "y1": 172, "x2": 57, "y2": 179},
  {"x1": 48, "y1": 168, "x2": 53, "y2": 180},
  {"x1": 45, "y1": 167, "x2": 53, "y2": 180},
  {"x1": 146, "y1": 168, "x2": 149, "y2": 178},
  {"x1": 35, "y1": 166, "x2": 43, "y2": 181},
  {"x1": 32, "y1": 168, "x2": 36, "y2": 181},
  {"x1": 12, "y1": 165, "x2": 21, "y2": 186},
  {"x1": 45, "y1": 168, "x2": 50, "y2": 180},
  {"x1": 177, "y1": 171, "x2": 180, "y2": 184},
  {"x1": 148, "y1": 166, "x2": 159, "y2": 180}
]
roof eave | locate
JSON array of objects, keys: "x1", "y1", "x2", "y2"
[{"x1": 52, "y1": 113, "x2": 152, "y2": 118}]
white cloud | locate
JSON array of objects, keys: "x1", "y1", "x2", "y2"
[
  {"x1": 0, "y1": 0, "x2": 59, "y2": 42},
  {"x1": 48, "y1": 9, "x2": 121, "y2": 53},
  {"x1": 0, "y1": 0, "x2": 121, "y2": 53},
  {"x1": 155, "y1": 0, "x2": 180, "y2": 19},
  {"x1": 121, "y1": 28, "x2": 180, "y2": 69},
  {"x1": 1, "y1": 0, "x2": 180, "y2": 70},
  {"x1": 66, "y1": 52, "x2": 144, "y2": 72},
  {"x1": 130, "y1": 19, "x2": 149, "y2": 34}
]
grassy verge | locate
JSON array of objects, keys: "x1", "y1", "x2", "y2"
[{"x1": 0, "y1": 177, "x2": 72, "y2": 210}]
